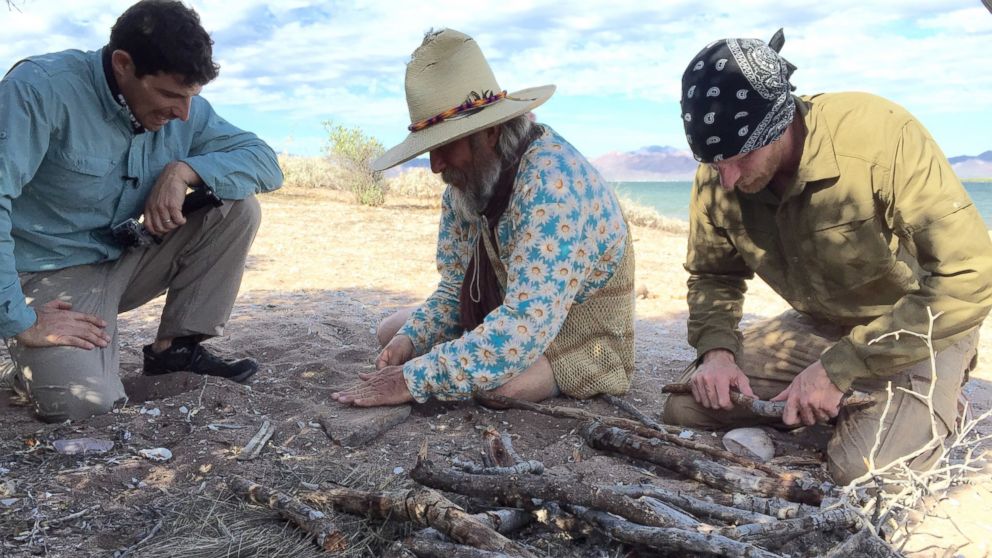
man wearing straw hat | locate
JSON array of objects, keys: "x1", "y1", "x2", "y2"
[
  {"x1": 332, "y1": 29, "x2": 635, "y2": 407},
  {"x1": 663, "y1": 31, "x2": 992, "y2": 484}
]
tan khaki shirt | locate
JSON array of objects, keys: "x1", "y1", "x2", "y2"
[{"x1": 685, "y1": 92, "x2": 992, "y2": 391}]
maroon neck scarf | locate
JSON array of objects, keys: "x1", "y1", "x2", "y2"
[{"x1": 458, "y1": 126, "x2": 541, "y2": 332}]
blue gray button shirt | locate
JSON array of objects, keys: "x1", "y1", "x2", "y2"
[{"x1": 0, "y1": 49, "x2": 283, "y2": 337}]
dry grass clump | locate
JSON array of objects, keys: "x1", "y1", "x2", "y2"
[
  {"x1": 386, "y1": 168, "x2": 445, "y2": 205},
  {"x1": 616, "y1": 193, "x2": 689, "y2": 234},
  {"x1": 277, "y1": 154, "x2": 344, "y2": 190}
]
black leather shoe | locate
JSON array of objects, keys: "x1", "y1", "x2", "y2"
[{"x1": 143, "y1": 338, "x2": 257, "y2": 384}]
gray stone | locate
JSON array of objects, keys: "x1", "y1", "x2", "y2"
[{"x1": 319, "y1": 405, "x2": 411, "y2": 448}]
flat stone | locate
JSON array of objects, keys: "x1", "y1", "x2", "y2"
[{"x1": 318, "y1": 405, "x2": 411, "y2": 448}]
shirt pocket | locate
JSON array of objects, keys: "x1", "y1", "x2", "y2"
[
  {"x1": 803, "y1": 206, "x2": 905, "y2": 297},
  {"x1": 36, "y1": 149, "x2": 119, "y2": 206}
]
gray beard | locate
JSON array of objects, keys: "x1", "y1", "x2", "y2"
[{"x1": 444, "y1": 147, "x2": 502, "y2": 222}]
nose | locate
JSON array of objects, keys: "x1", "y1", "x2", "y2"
[
  {"x1": 714, "y1": 162, "x2": 741, "y2": 192},
  {"x1": 172, "y1": 97, "x2": 192, "y2": 122},
  {"x1": 429, "y1": 149, "x2": 446, "y2": 174}
]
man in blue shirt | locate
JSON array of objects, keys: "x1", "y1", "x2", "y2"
[{"x1": 0, "y1": 0, "x2": 283, "y2": 421}]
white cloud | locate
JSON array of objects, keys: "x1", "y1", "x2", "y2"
[{"x1": 2, "y1": 0, "x2": 989, "y2": 156}]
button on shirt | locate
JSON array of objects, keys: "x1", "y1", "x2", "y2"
[
  {"x1": 685, "y1": 92, "x2": 992, "y2": 391},
  {"x1": 0, "y1": 49, "x2": 283, "y2": 337}
]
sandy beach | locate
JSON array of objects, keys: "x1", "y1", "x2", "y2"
[{"x1": 1, "y1": 185, "x2": 989, "y2": 557}]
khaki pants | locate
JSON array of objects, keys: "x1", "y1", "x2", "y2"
[
  {"x1": 662, "y1": 311, "x2": 979, "y2": 485},
  {"x1": 4, "y1": 197, "x2": 261, "y2": 422}
]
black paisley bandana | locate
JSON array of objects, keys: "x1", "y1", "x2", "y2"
[{"x1": 681, "y1": 29, "x2": 797, "y2": 163}]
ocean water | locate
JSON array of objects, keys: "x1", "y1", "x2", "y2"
[{"x1": 612, "y1": 181, "x2": 992, "y2": 228}]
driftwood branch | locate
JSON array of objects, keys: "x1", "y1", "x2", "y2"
[
  {"x1": 705, "y1": 492, "x2": 820, "y2": 520},
  {"x1": 411, "y1": 453, "x2": 687, "y2": 530},
  {"x1": 482, "y1": 428, "x2": 519, "y2": 467},
  {"x1": 601, "y1": 394, "x2": 667, "y2": 431},
  {"x1": 452, "y1": 458, "x2": 544, "y2": 476},
  {"x1": 302, "y1": 487, "x2": 536, "y2": 558},
  {"x1": 581, "y1": 423, "x2": 829, "y2": 505},
  {"x1": 227, "y1": 475, "x2": 347, "y2": 552},
  {"x1": 237, "y1": 419, "x2": 275, "y2": 461},
  {"x1": 456, "y1": 427, "x2": 545, "y2": 474},
  {"x1": 661, "y1": 383, "x2": 876, "y2": 418},
  {"x1": 566, "y1": 505, "x2": 781, "y2": 558},
  {"x1": 822, "y1": 527, "x2": 904, "y2": 558},
  {"x1": 405, "y1": 536, "x2": 514, "y2": 558},
  {"x1": 475, "y1": 392, "x2": 683, "y2": 433},
  {"x1": 714, "y1": 507, "x2": 863, "y2": 545},
  {"x1": 478, "y1": 392, "x2": 789, "y2": 477},
  {"x1": 612, "y1": 485, "x2": 777, "y2": 525}
]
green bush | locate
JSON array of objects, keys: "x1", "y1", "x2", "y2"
[{"x1": 323, "y1": 121, "x2": 386, "y2": 206}]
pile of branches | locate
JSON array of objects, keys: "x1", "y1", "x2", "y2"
[{"x1": 225, "y1": 392, "x2": 904, "y2": 557}]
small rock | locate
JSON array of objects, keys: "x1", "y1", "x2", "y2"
[
  {"x1": 138, "y1": 448, "x2": 173, "y2": 462},
  {"x1": 179, "y1": 406, "x2": 189, "y2": 414},
  {"x1": 393, "y1": 467, "x2": 404, "y2": 475}
]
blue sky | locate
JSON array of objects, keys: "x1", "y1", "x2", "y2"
[{"x1": 2, "y1": 0, "x2": 991, "y2": 160}]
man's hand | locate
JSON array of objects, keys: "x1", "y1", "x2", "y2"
[
  {"x1": 14, "y1": 300, "x2": 110, "y2": 350},
  {"x1": 690, "y1": 348, "x2": 755, "y2": 410},
  {"x1": 375, "y1": 335, "x2": 415, "y2": 369},
  {"x1": 143, "y1": 161, "x2": 201, "y2": 235},
  {"x1": 771, "y1": 360, "x2": 844, "y2": 426},
  {"x1": 331, "y1": 366, "x2": 414, "y2": 407}
]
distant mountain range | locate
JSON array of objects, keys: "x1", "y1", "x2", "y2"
[{"x1": 398, "y1": 147, "x2": 992, "y2": 181}]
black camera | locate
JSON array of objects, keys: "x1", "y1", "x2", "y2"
[{"x1": 111, "y1": 186, "x2": 223, "y2": 248}]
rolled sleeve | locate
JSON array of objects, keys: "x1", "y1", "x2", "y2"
[
  {"x1": 820, "y1": 120, "x2": 992, "y2": 388},
  {"x1": 180, "y1": 97, "x2": 283, "y2": 200}
]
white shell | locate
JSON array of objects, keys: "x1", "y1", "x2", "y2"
[
  {"x1": 722, "y1": 427, "x2": 775, "y2": 462},
  {"x1": 139, "y1": 448, "x2": 173, "y2": 462}
]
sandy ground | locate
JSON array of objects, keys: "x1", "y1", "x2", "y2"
[{"x1": 0, "y1": 186, "x2": 990, "y2": 557}]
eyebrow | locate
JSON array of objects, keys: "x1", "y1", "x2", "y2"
[{"x1": 155, "y1": 87, "x2": 200, "y2": 99}]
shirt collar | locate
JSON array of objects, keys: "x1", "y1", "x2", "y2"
[
  {"x1": 784, "y1": 95, "x2": 840, "y2": 199},
  {"x1": 90, "y1": 48, "x2": 144, "y2": 133}
]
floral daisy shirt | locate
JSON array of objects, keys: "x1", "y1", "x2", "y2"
[{"x1": 398, "y1": 124, "x2": 628, "y2": 402}]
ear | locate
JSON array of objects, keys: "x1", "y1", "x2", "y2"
[
  {"x1": 483, "y1": 124, "x2": 501, "y2": 149},
  {"x1": 111, "y1": 49, "x2": 136, "y2": 80}
]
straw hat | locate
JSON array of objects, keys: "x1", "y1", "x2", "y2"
[{"x1": 372, "y1": 29, "x2": 556, "y2": 171}]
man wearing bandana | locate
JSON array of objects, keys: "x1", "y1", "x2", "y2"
[
  {"x1": 663, "y1": 30, "x2": 992, "y2": 484},
  {"x1": 0, "y1": 0, "x2": 282, "y2": 421}
]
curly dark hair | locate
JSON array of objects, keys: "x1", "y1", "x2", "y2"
[{"x1": 109, "y1": 0, "x2": 219, "y2": 85}]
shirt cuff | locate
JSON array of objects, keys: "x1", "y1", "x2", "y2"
[
  {"x1": 402, "y1": 357, "x2": 432, "y2": 404},
  {"x1": 397, "y1": 323, "x2": 429, "y2": 356},
  {"x1": 1, "y1": 304, "x2": 37, "y2": 339},
  {"x1": 694, "y1": 331, "x2": 744, "y2": 362},
  {"x1": 819, "y1": 338, "x2": 870, "y2": 393}
]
